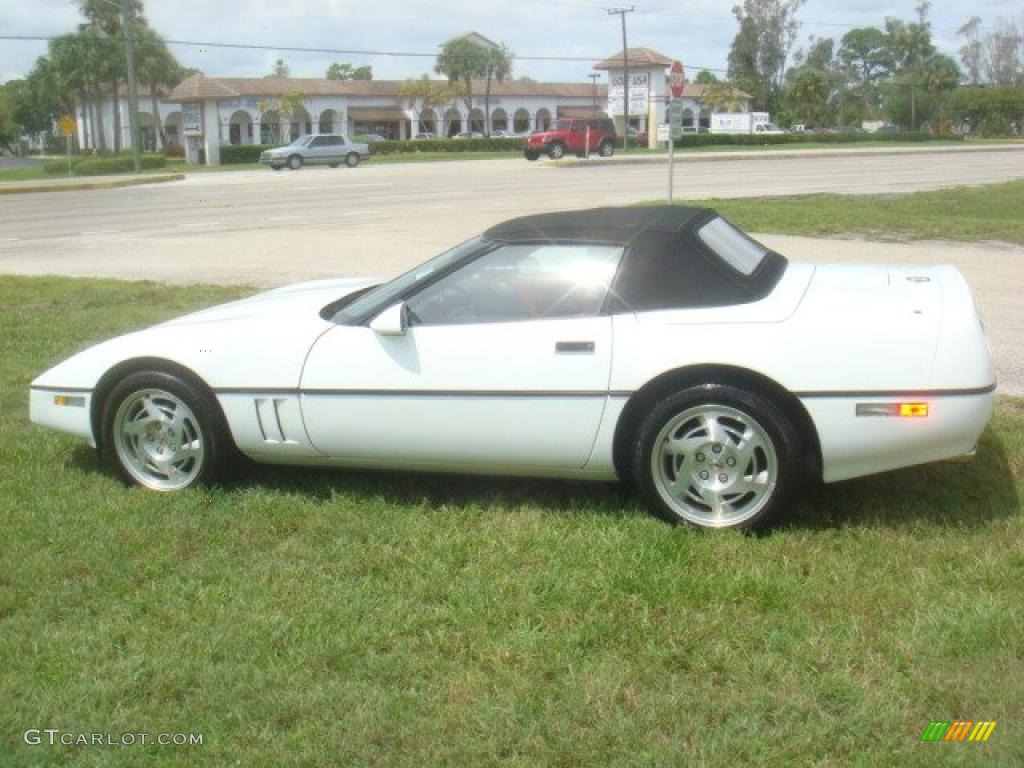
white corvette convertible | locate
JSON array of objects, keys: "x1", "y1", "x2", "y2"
[{"x1": 30, "y1": 207, "x2": 995, "y2": 529}]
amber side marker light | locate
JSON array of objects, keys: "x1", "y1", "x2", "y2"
[
  {"x1": 53, "y1": 395, "x2": 85, "y2": 407},
  {"x1": 856, "y1": 402, "x2": 930, "y2": 418},
  {"x1": 899, "y1": 403, "x2": 929, "y2": 418}
]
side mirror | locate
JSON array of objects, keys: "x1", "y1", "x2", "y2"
[{"x1": 370, "y1": 302, "x2": 407, "y2": 336}]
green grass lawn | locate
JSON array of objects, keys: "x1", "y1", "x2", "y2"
[
  {"x1": 1, "y1": 275, "x2": 1022, "y2": 765},
  {"x1": 663, "y1": 179, "x2": 1024, "y2": 245}
]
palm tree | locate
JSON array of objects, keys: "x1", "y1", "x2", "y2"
[
  {"x1": 482, "y1": 45, "x2": 513, "y2": 136},
  {"x1": 134, "y1": 25, "x2": 181, "y2": 150}
]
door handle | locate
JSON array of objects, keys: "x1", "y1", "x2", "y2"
[{"x1": 555, "y1": 340, "x2": 595, "y2": 353}]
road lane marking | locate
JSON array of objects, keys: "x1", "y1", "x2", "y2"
[
  {"x1": 82, "y1": 230, "x2": 120, "y2": 235},
  {"x1": 176, "y1": 222, "x2": 221, "y2": 229},
  {"x1": 0, "y1": 237, "x2": 21, "y2": 242},
  {"x1": 268, "y1": 215, "x2": 304, "y2": 221}
]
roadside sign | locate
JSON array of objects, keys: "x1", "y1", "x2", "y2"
[
  {"x1": 669, "y1": 101, "x2": 684, "y2": 140},
  {"x1": 657, "y1": 124, "x2": 671, "y2": 143},
  {"x1": 58, "y1": 115, "x2": 75, "y2": 137},
  {"x1": 669, "y1": 60, "x2": 686, "y2": 100}
]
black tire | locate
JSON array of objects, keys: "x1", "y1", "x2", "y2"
[
  {"x1": 598, "y1": 140, "x2": 614, "y2": 157},
  {"x1": 270, "y1": 164, "x2": 284, "y2": 171},
  {"x1": 523, "y1": 149, "x2": 540, "y2": 161},
  {"x1": 547, "y1": 142, "x2": 566, "y2": 160},
  {"x1": 328, "y1": 162, "x2": 340, "y2": 168},
  {"x1": 631, "y1": 384, "x2": 801, "y2": 530},
  {"x1": 100, "y1": 370, "x2": 237, "y2": 491},
  {"x1": 345, "y1": 152, "x2": 360, "y2": 168},
  {"x1": 287, "y1": 154, "x2": 303, "y2": 170}
]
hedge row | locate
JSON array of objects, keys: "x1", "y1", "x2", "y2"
[
  {"x1": 43, "y1": 153, "x2": 167, "y2": 176},
  {"x1": 665, "y1": 130, "x2": 954, "y2": 148},
  {"x1": 220, "y1": 143, "x2": 275, "y2": 164}
]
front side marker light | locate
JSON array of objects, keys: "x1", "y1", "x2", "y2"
[
  {"x1": 53, "y1": 395, "x2": 86, "y2": 408},
  {"x1": 856, "y1": 402, "x2": 929, "y2": 418}
]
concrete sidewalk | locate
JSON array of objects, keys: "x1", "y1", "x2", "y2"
[
  {"x1": 546, "y1": 142, "x2": 1024, "y2": 168},
  {"x1": 0, "y1": 172, "x2": 185, "y2": 195}
]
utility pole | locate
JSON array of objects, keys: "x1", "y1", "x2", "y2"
[
  {"x1": 120, "y1": 0, "x2": 143, "y2": 172},
  {"x1": 608, "y1": 6, "x2": 634, "y2": 150},
  {"x1": 588, "y1": 72, "x2": 600, "y2": 116}
]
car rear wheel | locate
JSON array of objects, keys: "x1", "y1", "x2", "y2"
[
  {"x1": 345, "y1": 153, "x2": 360, "y2": 168},
  {"x1": 632, "y1": 384, "x2": 800, "y2": 530},
  {"x1": 287, "y1": 154, "x2": 303, "y2": 170},
  {"x1": 524, "y1": 149, "x2": 540, "y2": 161},
  {"x1": 547, "y1": 142, "x2": 565, "y2": 160},
  {"x1": 101, "y1": 370, "x2": 235, "y2": 492},
  {"x1": 598, "y1": 141, "x2": 614, "y2": 157}
]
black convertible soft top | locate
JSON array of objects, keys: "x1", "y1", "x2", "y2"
[
  {"x1": 484, "y1": 206, "x2": 788, "y2": 309},
  {"x1": 484, "y1": 205, "x2": 709, "y2": 244}
]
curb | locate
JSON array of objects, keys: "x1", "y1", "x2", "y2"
[
  {"x1": 0, "y1": 172, "x2": 186, "y2": 195},
  {"x1": 542, "y1": 143, "x2": 1024, "y2": 168}
]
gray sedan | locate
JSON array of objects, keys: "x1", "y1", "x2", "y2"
[{"x1": 259, "y1": 133, "x2": 370, "y2": 170}]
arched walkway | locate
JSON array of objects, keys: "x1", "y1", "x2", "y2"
[
  {"x1": 228, "y1": 109, "x2": 253, "y2": 145},
  {"x1": 491, "y1": 108, "x2": 508, "y2": 133},
  {"x1": 513, "y1": 108, "x2": 531, "y2": 133},
  {"x1": 535, "y1": 108, "x2": 551, "y2": 131}
]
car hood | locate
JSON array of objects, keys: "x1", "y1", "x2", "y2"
[
  {"x1": 158, "y1": 277, "x2": 381, "y2": 327},
  {"x1": 32, "y1": 277, "x2": 382, "y2": 392}
]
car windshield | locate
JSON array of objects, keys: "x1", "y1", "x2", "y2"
[
  {"x1": 697, "y1": 216, "x2": 770, "y2": 276},
  {"x1": 332, "y1": 236, "x2": 485, "y2": 323},
  {"x1": 286, "y1": 135, "x2": 311, "y2": 147}
]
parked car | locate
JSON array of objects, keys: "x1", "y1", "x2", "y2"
[
  {"x1": 412, "y1": 132, "x2": 437, "y2": 140},
  {"x1": 361, "y1": 133, "x2": 389, "y2": 142},
  {"x1": 627, "y1": 126, "x2": 648, "y2": 145},
  {"x1": 524, "y1": 118, "x2": 617, "y2": 160},
  {"x1": 259, "y1": 133, "x2": 369, "y2": 170},
  {"x1": 454, "y1": 131, "x2": 485, "y2": 139},
  {"x1": 491, "y1": 130, "x2": 520, "y2": 138},
  {"x1": 29, "y1": 206, "x2": 994, "y2": 530}
]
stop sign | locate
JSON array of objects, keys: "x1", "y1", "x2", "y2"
[{"x1": 669, "y1": 60, "x2": 686, "y2": 100}]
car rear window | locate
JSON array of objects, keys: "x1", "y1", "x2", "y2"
[{"x1": 696, "y1": 216, "x2": 769, "y2": 276}]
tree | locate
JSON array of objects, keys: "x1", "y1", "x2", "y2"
[
  {"x1": 134, "y1": 24, "x2": 182, "y2": 149},
  {"x1": 480, "y1": 44, "x2": 513, "y2": 135},
  {"x1": 984, "y1": 18, "x2": 1023, "y2": 85},
  {"x1": 694, "y1": 70, "x2": 719, "y2": 85},
  {"x1": 884, "y1": 2, "x2": 936, "y2": 129},
  {"x1": 727, "y1": 0, "x2": 807, "y2": 114},
  {"x1": 957, "y1": 16, "x2": 984, "y2": 84},
  {"x1": 0, "y1": 85, "x2": 17, "y2": 152},
  {"x1": 268, "y1": 58, "x2": 290, "y2": 78},
  {"x1": 257, "y1": 90, "x2": 306, "y2": 143},
  {"x1": 79, "y1": 0, "x2": 143, "y2": 152},
  {"x1": 435, "y1": 36, "x2": 491, "y2": 132},
  {"x1": 326, "y1": 62, "x2": 373, "y2": 80},
  {"x1": 398, "y1": 75, "x2": 449, "y2": 131},
  {"x1": 949, "y1": 85, "x2": 1024, "y2": 135},
  {"x1": 700, "y1": 80, "x2": 747, "y2": 111}
]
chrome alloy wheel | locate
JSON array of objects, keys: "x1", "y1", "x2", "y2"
[
  {"x1": 651, "y1": 404, "x2": 778, "y2": 528},
  {"x1": 112, "y1": 388, "x2": 204, "y2": 491}
]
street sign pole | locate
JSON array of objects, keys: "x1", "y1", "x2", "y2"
[
  {"x1": 667, "y1": 60, "x2": 686, "y2": 206},
  {"x1": 668, "y1": 110, "x2": 674, "y2": 203},
  {"x1": 67, "y1": 134, "x2": 72, "y2": 177}
]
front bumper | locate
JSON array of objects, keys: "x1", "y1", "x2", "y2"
[{"x1": 30, "y1": 387, "x2": 96, "y2": 447}]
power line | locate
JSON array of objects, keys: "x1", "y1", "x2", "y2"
[{"x1": 0, "y1": 33, "x2": 733, "y2": 72}]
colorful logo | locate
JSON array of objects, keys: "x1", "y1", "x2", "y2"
[{"x1": 920, "y1": 721, "x2": 997, "y2": 742}]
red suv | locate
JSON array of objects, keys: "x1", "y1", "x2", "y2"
[{"x1": 524, "y1": 118, "x2": 617, "y2": 161}]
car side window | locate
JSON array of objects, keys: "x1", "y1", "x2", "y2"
[
  {"x1": 310, "y1": 136, "x2": 326, "y2": 147},
  {"x1": 406, "y1": 243, "x2": 623, "y2": 326}
]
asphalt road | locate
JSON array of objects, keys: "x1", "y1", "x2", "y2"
[{"x1": 1, "y1": 147, "x2": 1023, "y2": 393}]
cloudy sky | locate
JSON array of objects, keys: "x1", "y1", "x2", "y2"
[{"x1": 1, "y1": 0, "x2": 1021, "y2": 84}]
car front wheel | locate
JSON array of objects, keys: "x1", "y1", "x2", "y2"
[
  {"x1": 101, "y1": 370, "x2": 234, "y2": 491},
  {"x1": 547, "y1": 142, "x2": 565, "y2": 159},
  {"x1": 287, "y1": 154, "x2": 303, "y2": 170},
  {"x1": 632, "y1": 384, "x2": 800, "y2": 530},
  {"x1": 345, "y1": 153, "x2": 360, "y2": 168},
  {"x1": 598, "y1": 141, "x2": 614, "y2": 157},
  {"x1": 524, "y1": 149, "x2": 539, "y2": 161}
]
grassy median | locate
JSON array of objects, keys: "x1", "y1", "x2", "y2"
[
  {"x1": 1, "y1": 274, "x2": 1022, "y2": 766},
  {"x1": 672, "y1": 179, "x2": 1024, "y2": 245}
]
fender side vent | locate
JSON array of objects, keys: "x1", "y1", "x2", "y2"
[{"x1": 254, "y1": 398, "x2": 299, "y2": 444}]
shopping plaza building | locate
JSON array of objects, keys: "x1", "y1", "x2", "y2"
[{"x1": 70, "y1": 45, "x2": 751, "y2": 165}]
